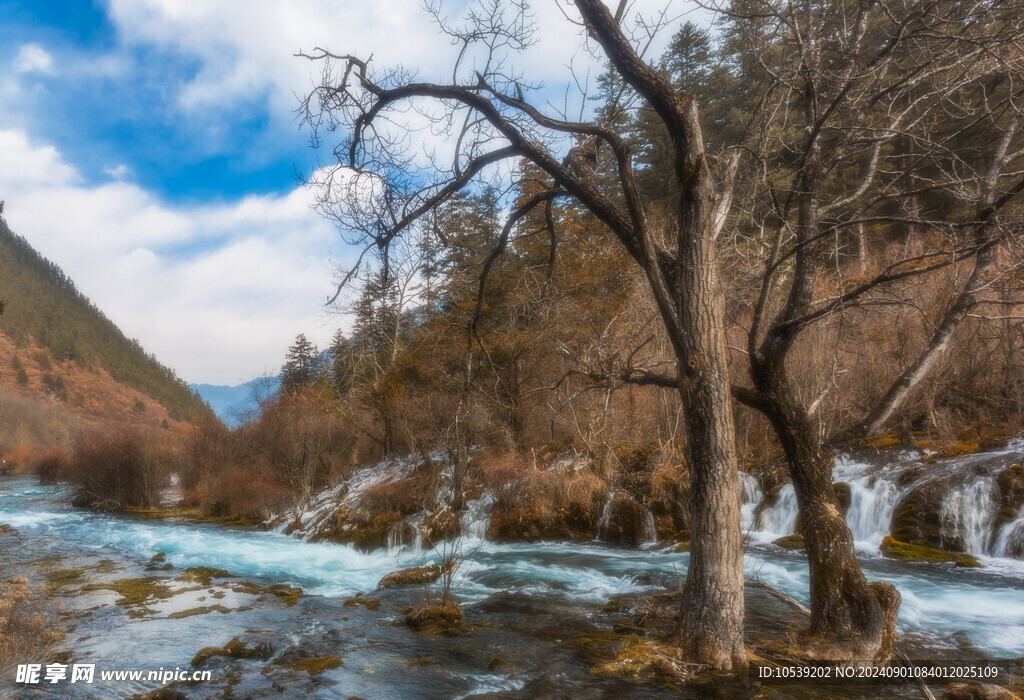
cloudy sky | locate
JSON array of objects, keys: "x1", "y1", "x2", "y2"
[{"x1": 0, "y1": 0, "x2": 698, "y2": 385}]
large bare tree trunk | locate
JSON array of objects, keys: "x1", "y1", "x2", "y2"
[
  {"x1": 675, "y1": 222, "x2": 745, "y2": 668},
  {"x1": 575, "y1": 0, "x2": 746, "y2": 668}
]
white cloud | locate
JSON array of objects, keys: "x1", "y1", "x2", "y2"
[
  {"x1": 103, "y1": 0, "x2": 694, "y2": 121},
  {"x1": 103, "y1": 164, "x2": 132, "y2": 180},
  {"x1": 13, "y1": 44, "x2": 55, "y2": 74},
  {"x1": 0, "y1": 129, "x2": 347, "y2": 384}
]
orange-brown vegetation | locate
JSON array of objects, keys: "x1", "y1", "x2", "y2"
[
  {"x1": 0, "y1": 333, "x2": 182, "y2": 430},
  {"x1": 484, "y1": 451, "x2": 608, "y2": 541},
  {"x1": 0, "y1": 578, "x2": 64, "y2": 677},
  {"x1": 61, "y1": 428, "x2": 178, "y2": 510}
]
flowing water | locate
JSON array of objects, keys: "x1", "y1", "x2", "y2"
[{"x1": 2, "y1": 443, "x2": 1024, "y2": 697}]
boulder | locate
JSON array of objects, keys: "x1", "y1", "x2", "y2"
[
  {"x1": 377, "y1": 564, "x2": 441, "y2": 589},
  {"x1": 890, "y1": 479, "x2": 948, "y2": 550}
]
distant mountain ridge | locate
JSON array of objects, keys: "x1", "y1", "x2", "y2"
[
  {"x1": 0, "y1": 216, "x2": 210, "y2": 421},
  {"x1": 191, "y1": 376, "x2": 279, "y2": 426}
]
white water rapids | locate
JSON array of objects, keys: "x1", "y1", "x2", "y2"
[{"x1": 2, "y1": 440, "x2": 1023, "y2": 660}]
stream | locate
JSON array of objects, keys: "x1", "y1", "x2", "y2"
[{"x1": 2, "y1": 443, "x2": 1024, "y2": 698}]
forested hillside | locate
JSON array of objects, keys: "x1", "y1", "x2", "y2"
[{"x1": 0, "y1": 215, "x2": 208, "y2": 421}]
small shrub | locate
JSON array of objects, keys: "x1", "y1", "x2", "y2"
[
  {"x1": 31, "y1": 351, "x2": 52, "y2": 372},
  {"x1": 64, "y1": 429, "x2": 168, "y2": 510},
  {"x1": 34, "y1": 451, "x2": 69, "y2": 484},
  {"x1": 195, "y1": 464, "x2": 292, "y2": 522},
  {"x1": 15, "y1": 367, "x2": 28, "y2": 386}
]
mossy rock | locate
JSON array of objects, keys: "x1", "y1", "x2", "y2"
[
  {"x1": 995, "y1": 464, "x2": 1024, "y2": 533},
  {"x1": 181, "y1": 567, "x2": 232, "y2": 586},
  {"x1": 405, "y1": 602, "x2": 464, "y2": 632},
  {"x1": 487, "y1": 656, "x2": 510, "y2": 670},
  {"x1": 863, "y1": 434, "x2": 903, "y2": 450},
  {"x1": 285, "y1": 656, "x2": 343, "y2": 676},
  {"x1": 0, "y1": 523, "x2": 19, "y2": 535},
  {"x1": 890, "y1": 479, "x2": 948, "y2": 550},
  {"x1": 191, "y1": 637, "x2": 273, "y2": 666},
  {"x1": 772, "y1": 535, "x2": 805, "y2": 550},
  {"x1": 81, "y1": 577, "x2": 176, "y2": 606},
  {"x1": 880, "y1": 536, "x2": 981, "y2": 568},
  {"x1": 377, "y1": 564, "x2": 441, "y2": 589},
  {"x1": 914, "y1": 439, "x2": 980, "y2": 460},
  {"x1": 343, "y1": 595, "x2": 382, "y2": 611},
  {"x1": 46, "y1": 569, "x2": 85, "y2": 585},
  {"x1": 941, "y1": 680, "x2": 1019, "y2": 699},
  {"x1": 150, "y1": 552, "x2": 166, "y2": 563},
  {"x1": 589, "y1": 640, "x2": 690, "y2": 683},
  {"x1": 601, "y1": 494, "x2": 648, "y2": 546},
  {"x1": 230, "y1": 581, "x2": 304, "y2": 606}
]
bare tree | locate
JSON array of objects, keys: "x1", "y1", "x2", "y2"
[
  {"x1": 559, "y1": 0, "x2": 1024, "y2": 661},
  {"x1": 300, "y1": 0, "x2": 745, "y2": 668},
  {"x1": 720, "y1": 0, "x2": 1024, "y2": 659}
]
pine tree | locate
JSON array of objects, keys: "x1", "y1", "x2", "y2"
[
  {"x1": 328, "y1": 329, "x2": 357, "y2": 399},
  {"x1": 280, "y1": 333, "x2": 320, "y2": 394}
]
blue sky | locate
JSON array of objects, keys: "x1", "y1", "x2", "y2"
[
  {"x1": 1, "y1": 0, "x2": 314, "y2": 204},
  {"x1": 0, "y1": 0, "x2": 690, "y2": 385}
]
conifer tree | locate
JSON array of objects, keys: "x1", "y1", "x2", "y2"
[{"x1": 280, "y1": 333, "x2": 320, "y2": 394}]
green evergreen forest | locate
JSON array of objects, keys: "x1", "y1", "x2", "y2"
[{"x1": 0, "y1": 216, "x2": 209, "y2": 421}]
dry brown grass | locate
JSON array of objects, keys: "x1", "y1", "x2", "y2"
[
  {"x1": 485, "y1": 452, "x2": 608, "y2": 540},
  {"x1": 0, "y1": 578, "x2": 64, "y2": 677},
  {"x1": 192, "y1": 464, "x2": 292, "y2": 522}
]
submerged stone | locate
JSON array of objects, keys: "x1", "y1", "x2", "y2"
[
  {"x1": 343, "y1": 595, "x2": 382, "y2": 611},
  {"x1": 284, "y1": 655, "x2": 344, "y2": 676}
]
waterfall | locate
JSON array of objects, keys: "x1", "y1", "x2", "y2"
[
  {"x1": 755, "y1": 484, "x2": 799, "y2": 536},
  {"x1": 940, "y1": 478, "x2": 998, "y2": 555},
  {"x1": 738, "y1": 472, "x2": 762, "y2": 531},
  {"x1": 641, "y1": 509, "x2": 657, "y2": 544},
  {"x1": 843, "y1": 477, "x2": 901, "y2": 545},
  {"x1": 459, "y1": 494, "x2": 494, "y2": 540},
  {"x1": 387, "y1": 516, "x2": 423, "y2": 557},
  {"x1": 993, "y1": 506, "x2": 1024, "y2": 559},
  {"x1": 596, "y1": 492, "x2": 614, "y2": 541}
]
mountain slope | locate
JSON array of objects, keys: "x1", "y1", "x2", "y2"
[{"x1": 0, "y1": 216, "x2": 209, "y2": 421}]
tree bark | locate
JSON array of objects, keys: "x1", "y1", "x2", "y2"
[
  {"x1": 674, "y1": 219, "x2": 745, "y2": 669},
  {"x1": 755, "y1": 358, "x2": 900, "y2": 659},
  {"x1": 574, "y1": 0, "x2": 746, "y2": 668}
]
